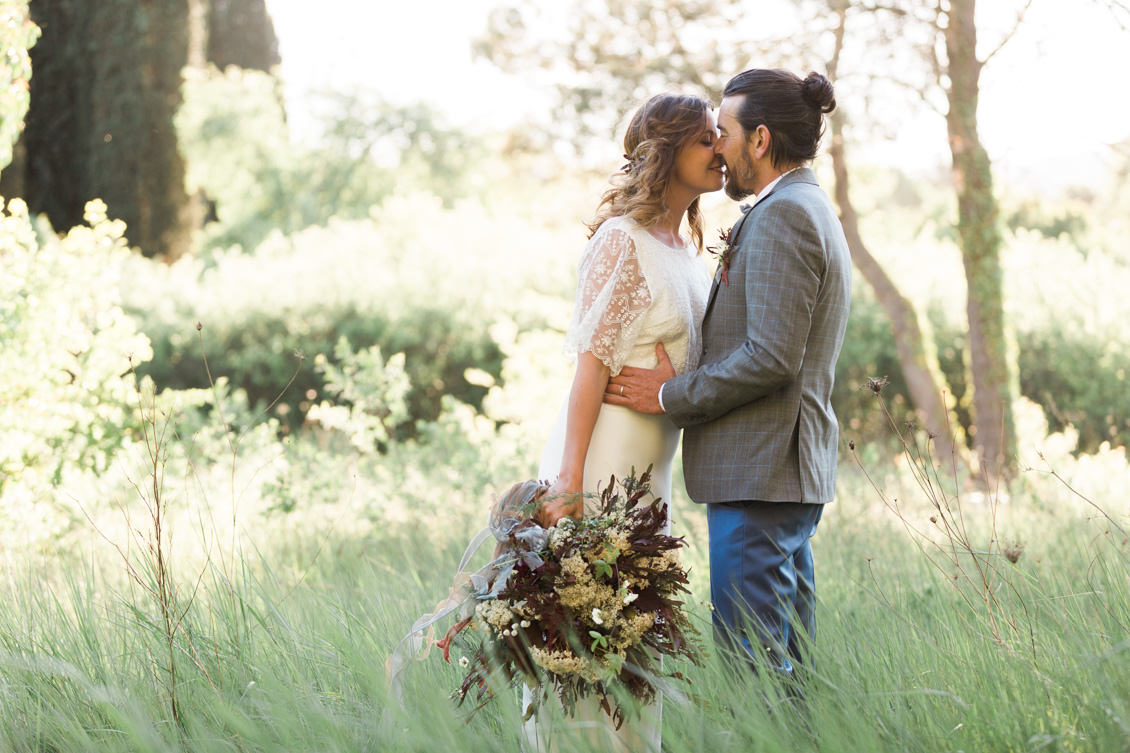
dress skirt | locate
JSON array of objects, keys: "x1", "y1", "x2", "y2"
[{"x1": 520, "y1": 400, "x2": 677, "y2": 753}]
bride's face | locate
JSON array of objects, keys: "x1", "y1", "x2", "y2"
[{"x1": 671, "y1": 112, "x2": 725, "y2": 196}]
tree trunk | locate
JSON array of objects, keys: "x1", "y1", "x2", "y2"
[
  {"x1": 828, "y1": 111, "x2": 965, "y2": 466},
  {"x1": 944, "y1": 0, "x2": 1016, "y2": 484},
  {"x1": 207, "y1": 0, "x2": 280, "y2": 73},
  {"x1": 826, "y1": 5, "x2": 965, "y2": 467},
  {"x1": 23, "y1": 0, "x2": 193, "y2": 259},
  {"x1": 21, "y1": 0, "x2": 91, "y2": 232}
]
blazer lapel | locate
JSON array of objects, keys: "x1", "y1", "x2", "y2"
[
  {"x1": 703, "y1": 270, "x2": 723, "y2": 319},
  {"x1": 702, "y1": 168, "x2": 820, "y2": 318},
  {"x1": 703, "y1": 204, "x2": 752, "y2": 318}
]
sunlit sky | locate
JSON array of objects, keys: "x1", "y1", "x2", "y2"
[{"x1": 265, "y1": 0, "x2": 1130, "y2": 192}]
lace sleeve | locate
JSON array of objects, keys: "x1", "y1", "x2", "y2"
[{"x1": 562, "y1": 223, "x2": 652, "y2": 375}]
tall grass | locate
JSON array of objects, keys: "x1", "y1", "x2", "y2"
[
  {"x1": 1, "y1": 451, "x2": 1127, "y2": 752},
  {"x1": 2, "y1": 312, "x2": 1127, "y2": 751}
]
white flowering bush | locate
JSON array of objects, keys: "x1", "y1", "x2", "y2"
[
  {"x1": 0, "y1": 199, "x2": 156, "y2": 539},
  {"x1": 0, "y1": 199, "x2": 283, "y2": 550}
]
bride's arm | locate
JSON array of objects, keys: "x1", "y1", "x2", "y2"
[
  {"x1": 540, "y1": 221, "x2": 645, "y2": 525},
  {"x1": 537, "y1": 351, "x2": 610, "y2": 527}
]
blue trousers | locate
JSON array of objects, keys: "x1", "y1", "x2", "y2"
[{"x1": 707, "y1": 500, "x2": 823, "y2": 675}]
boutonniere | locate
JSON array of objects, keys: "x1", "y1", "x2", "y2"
[{"x1": 707, "y1": 226, "x2": 735, "y2": 285}]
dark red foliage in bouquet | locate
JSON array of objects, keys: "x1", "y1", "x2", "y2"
[{"x1": 447, "y1": 466, "x2": 703, "y2": 726}]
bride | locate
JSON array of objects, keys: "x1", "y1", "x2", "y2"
[{"x1": 525, "y1": 93, "x2": 723, "y2": 753}]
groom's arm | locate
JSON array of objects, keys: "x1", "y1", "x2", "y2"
[{"x1": 663, "y1": 198, "x2": 824, "y2": 428}]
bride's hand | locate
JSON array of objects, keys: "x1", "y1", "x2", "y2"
[{"x1": 536, "y1": 478, "x2": 583, "y2": 527}]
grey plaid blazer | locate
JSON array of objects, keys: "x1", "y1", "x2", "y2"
[{"x1": 663, "y1": 167, "x2": 851, "y2": 504}]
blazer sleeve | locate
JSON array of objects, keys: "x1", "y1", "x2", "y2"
[{"x1": 663, "y1": 196, "x2": 824, "y2": 427}]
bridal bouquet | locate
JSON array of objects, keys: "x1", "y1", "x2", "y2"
[{"x1": 436, "y1": 467, "x2": 703, "y2": 726}]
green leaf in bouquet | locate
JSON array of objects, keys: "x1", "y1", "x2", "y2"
[{"x1": 593, "y1": 559, "x2": 614, "y2": 580}]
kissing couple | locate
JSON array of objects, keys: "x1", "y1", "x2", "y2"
[{"x1": 526, "y1": 66, "x2": 852, "y2": 752}]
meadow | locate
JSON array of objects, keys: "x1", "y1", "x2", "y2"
[
  {"x1": 1, "y1": 414, "x2": 1128, "y2": 752},
  {"x1": 3, "y1": 184, "x2": 1129, "y2": 750},
  {"x1": 4, "y1": 65, "x2": 1130, "y2": 752}
]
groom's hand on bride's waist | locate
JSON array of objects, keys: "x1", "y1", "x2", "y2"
[{"x1": 603, "y1": 343, "x2": 673, "y2": 415}]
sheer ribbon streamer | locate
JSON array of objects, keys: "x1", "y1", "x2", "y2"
[{"x1": 386, "y1": 479, "x2": 549, "y2": 706}]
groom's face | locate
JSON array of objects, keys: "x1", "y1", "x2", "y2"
[{"x1": 716, "y1": 95, "x2": 758, "y2": 201}]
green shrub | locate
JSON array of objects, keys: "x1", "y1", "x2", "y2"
[
  {"x1": 175, "y1": 67, "x2": 485, "y2": 255},
  {"x1": 0, "y1": 198, "x2": 165, "y2": 545},
  {"x1": 1005, "y1": 231, "x2": 1130, "y2": 452},
  {"x1": 305, "y1": 337, "x2": 413, "y2": 452},
  {"x1": 922, "y1": 231, "x2": 1130, "y2": 454},
  {"x1": 1017, "y1": 329, "x2": 1130, "y2": 450},
  {"x1": 136, "y1": 301, "x2": 502, "y2": 437},
  {"x1": 0, "y1": 193, "x2": 528, "y2": 551},
  {"x1": 0, "y1": 199, "x2": 150, "y2": 490},
  {"x1": 930, "y1": 314, "x2": 1130, "y2": 454},
  {"x1": 846, "y1": 297, "x2": 1130, "y2": 458},
  {"x1": 122, "y1": 208, "x2": 518, "y2": 434},
  {"x1": 0, "y1": 197, "x2": 288, "y2": 548},
  {"x1": 832, "y1": 289, "x2": 917, "y2": 445}
]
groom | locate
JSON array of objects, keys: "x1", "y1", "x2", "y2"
[{"x1": 605, "y1": 68, "x2": 851, "y2": 677}]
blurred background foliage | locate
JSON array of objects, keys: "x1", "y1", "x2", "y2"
[
  {"x1": 2, "y1": 5, "x2": 1130, "y2": 749},
  {"x1": 174, "y1": 68, "x2": 483, "y2": 255},
  {"x1": 1, "y1": 0, "x2": 1128, "y2": 548}
]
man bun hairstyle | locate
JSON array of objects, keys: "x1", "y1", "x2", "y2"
[
  {"x1": 723, "y1": 68, "x2": 837, "y2": 169},
  {"x1": 801, "y1": 72, "x2": 836, "y2": 113}
]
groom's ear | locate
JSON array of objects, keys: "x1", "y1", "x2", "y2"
[{"x1": 750, "y1": 124, "x2": 772, "y2": 160}]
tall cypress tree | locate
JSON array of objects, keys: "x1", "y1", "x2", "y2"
[
  {"x1": 21, "y1": 0, "x2": 192, "y2": 258},
  {"x1": 18, "y1": 0, "x2": 91, "y2": 231},
  {"x1": 207, "y1": 0, "x2": 280, "y2": 73}
]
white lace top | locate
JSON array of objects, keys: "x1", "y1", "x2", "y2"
[{"x1": 563, "y1": 216, "x2": 712, "y2": 377}]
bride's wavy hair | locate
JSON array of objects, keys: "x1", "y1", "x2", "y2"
[{"x1": 586, "y1": 94, "x2": 713, "y2": 252}]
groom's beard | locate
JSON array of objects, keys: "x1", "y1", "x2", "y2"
[
  {"x1": 724, "y1": 175, "x2": 751, "y2": 201},
  {"x1": 723, "y1": 150, "x2": 757, "y2": 201}
]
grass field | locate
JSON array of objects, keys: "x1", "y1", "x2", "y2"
[{"x1": 1, "y1": 433, "x2": 1127, "y2": 753}]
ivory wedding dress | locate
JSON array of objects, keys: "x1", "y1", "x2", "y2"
[{"x1": 522, "y1": 215, "x2": 710, "y2": 753}]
